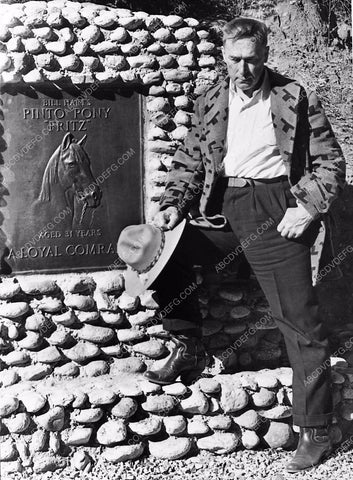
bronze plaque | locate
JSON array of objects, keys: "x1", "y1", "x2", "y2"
[{"x1": 0, "y1": 83, "x2": 144, "y2": 274}]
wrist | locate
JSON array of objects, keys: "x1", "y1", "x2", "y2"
[{"x1": 295, "y1": 201, "x2": 315, "y2": 220}]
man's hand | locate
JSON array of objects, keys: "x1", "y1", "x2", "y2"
[
  {"x1": 152, "y1": 206, "x2": 180, "y2": 231},
  {"x1": 277, "y1": 203, "x2": 314, "y2": 239}
]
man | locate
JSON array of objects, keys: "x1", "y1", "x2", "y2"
[{"x1": 145, "y1": 17, "x2": 345, "y2": 472}]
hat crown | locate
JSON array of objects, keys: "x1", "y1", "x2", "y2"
[{"x1": 117, "y1": 224, "x2": 164, "y2": 273}]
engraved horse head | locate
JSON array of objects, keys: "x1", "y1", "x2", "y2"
[{"x1": 37, "y1": 132, "x2": 102, "y2": 226}]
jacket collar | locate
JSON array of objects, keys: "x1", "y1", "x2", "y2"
[
  {"x1": 268, "y1": 69, "x2": 302, "y2": 166},
  {"x1": 203, "y1": 67, "x2": 302, "y2": 168},
  {"x1": 203, "y1": 77, "x2": 229, "y2": 154}
]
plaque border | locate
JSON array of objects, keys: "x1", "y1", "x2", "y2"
[{"x1": 0, "y1": 83, "x2": 146, "y2": 275}]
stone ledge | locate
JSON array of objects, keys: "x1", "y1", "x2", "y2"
[
  {"x1": 0, "y1": 269, "x2": 351, "y2": 474},
  {"x1": 0, "y1": 363, "x2": 349, "y2": 473}
]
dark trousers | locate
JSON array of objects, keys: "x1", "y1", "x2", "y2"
[{"x1": 151, "y1": 178, "x2": 333, "y2": 427}]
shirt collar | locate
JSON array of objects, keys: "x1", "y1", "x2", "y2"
[{"x1": 229, "y1": 69, "x2": 270, "y2": 104}]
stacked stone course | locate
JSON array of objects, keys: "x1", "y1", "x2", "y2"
[
  {"x1": 0, "y1": 271, "x2": 351, "y2": 475},
  {"x1": 0, "y1": 1, "x2": 352, "y2": 475},
  {"x1": 0, "y1": 272, "x2": 286, "y2": 392}
]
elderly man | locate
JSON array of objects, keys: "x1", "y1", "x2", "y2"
[{"x1": 144, "y1": 17, "x2": 345, "y2": 472}]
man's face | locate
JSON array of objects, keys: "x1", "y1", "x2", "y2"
[{"x1": 222, "y1": 37, "x2": 269, "y2": 95}]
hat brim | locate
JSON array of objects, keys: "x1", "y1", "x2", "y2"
[{"x1": 123, "y1": 219, "x2": 186, "y2": 297}]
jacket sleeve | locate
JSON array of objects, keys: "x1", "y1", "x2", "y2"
[
  {"x1": 159, "y1": 95, "x2": 206, "y2": 217},
  {"x1": 290, "y1": 90, "x2": 346, "y2": 219}
]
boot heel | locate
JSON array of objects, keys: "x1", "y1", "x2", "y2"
[{"x1": 180, "y1": 358, "x2": 206, "y2": 385}]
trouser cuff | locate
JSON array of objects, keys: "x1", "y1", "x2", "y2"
[{"x1": 293, "y1": 412, "x2": 333, "y2": 427}]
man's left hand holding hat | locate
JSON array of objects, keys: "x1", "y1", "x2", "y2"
[
  {"x1": 117, "y1": 205, "x2": 206, "y2": 385},
  {"x1": 152, "y1": 206, "x2": 180, "y2": 230},
  {"x1": 117, "y1": 203, "x2": 186, "y2": 298}
]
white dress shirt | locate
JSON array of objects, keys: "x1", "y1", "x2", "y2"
[{"x1": 222, "y1": 71, "x2": 287, "y2": 179}]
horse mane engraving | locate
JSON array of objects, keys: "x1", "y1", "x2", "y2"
[{"x1": 38, "y1": 145, "x2": 60, "y2": 202}]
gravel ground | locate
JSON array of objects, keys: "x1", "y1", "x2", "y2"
[{"x1": 5, "y1": 445, "x2": 353, "y2": 480}]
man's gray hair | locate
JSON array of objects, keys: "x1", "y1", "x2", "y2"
[{"x1": 222, "y1": 17, "x2": 268, "y2": 46}]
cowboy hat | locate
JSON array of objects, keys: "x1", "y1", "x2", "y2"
[{"x1": 117, "y1": 220, "x2": 186, "y2": 297}]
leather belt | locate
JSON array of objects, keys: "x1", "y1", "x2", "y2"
[{"x1": 222, "y1": 175, "x2": 288, "y2": 187}]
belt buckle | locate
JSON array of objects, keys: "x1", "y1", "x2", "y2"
[{"x1": 229, "y1": 177, "x2": 248, "y2": 187}]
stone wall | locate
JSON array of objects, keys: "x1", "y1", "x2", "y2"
[
  {"x1": 0, "y1": 271, "x2": 352, "y2": 475},
  {"x1": 0, "y1": 0, "x2": 220, "y2": 222},
  {"x1": 0, "y1": 0, "x2": 352, "y2": 476}
]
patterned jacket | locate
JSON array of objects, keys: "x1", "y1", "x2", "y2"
[{"x1": 159, "y1": 68, "x2": 346, "y2": 283}]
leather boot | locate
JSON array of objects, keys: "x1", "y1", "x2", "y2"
[
  {"x1": 144, "y1": 334, "x2": 206, "y2": 385},
  {"x1": 286, "y1": 426, "x2": 333, "y2": 473}
]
